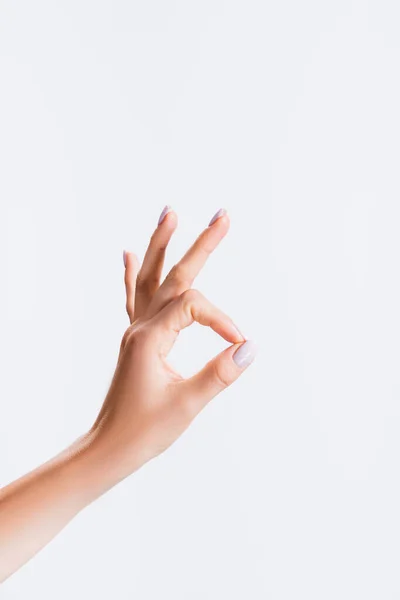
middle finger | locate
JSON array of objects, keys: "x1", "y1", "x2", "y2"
[{"x1": 134, "y1": 205, "x2": 178, "y2": 318}]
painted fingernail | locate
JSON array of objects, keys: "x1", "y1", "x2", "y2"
[
  {"x1": 233, "y1": 340, "x2": 258, "y2": 368},
  {"x1": 123, "y1": 250, "x2": 127, "y2": 267},
  {"x1": 158, "y1": 205, "x2": 172, "y2": 226},
  {"x1": 208, "y1": 208, "x2": 227, "y2": 226}
]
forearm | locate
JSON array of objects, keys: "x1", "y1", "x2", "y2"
[
  {"x1": 0, "y1": 207, "x2": 254, "y2": 584},
  {"x1": 0, "y1": 431, "x2": 116, "y2": 583}
]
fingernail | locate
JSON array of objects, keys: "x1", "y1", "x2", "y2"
[
  {"x1": 233, "y1": 340, "x2": 257, "y2": 368},
  {"x1": 158, "y1": 205, "x2": 172, "y2": 226},
  {"x1": 208, "y1": 208, "x2": 227, "y2": 226},
  {"x1": 123, "y1": 250, "x2": 127, "y2": 267}
]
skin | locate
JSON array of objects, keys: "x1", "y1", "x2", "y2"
[{"x1": 0, "y1": 208, "x2": 256, "y2": 583}]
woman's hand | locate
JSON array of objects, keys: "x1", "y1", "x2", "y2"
[
  {"x1": 90, "y1": 207, "x2": 257, "y2": 485},
  {"x1": 0, "y1": 207, "x2": 256, "y2": 582}
]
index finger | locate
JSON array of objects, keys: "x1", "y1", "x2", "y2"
[{"x1": 149, "y1": 288, "x2": 244, "y2": 357}]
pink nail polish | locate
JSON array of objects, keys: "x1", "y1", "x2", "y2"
[
  {"x1": 208, "y1": 208, "x2": 227, "y2": 226},
  {"x1": 158, "y1": 205, "x2": 172, "y2": 226},
  {"x1": 123, "y1": 250, "x2": 127, "y2": 267},
  {"x1": 233, "y1": 340, "x2": 258, "y2": 368}
]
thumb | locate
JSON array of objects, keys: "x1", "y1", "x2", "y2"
[{"x1": 182, "y1": 340, "x2": 258, "y2": 409}]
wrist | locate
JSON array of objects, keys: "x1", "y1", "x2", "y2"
[{"x1": 68, "y1": 428, "x2": 146, "y2": 502}]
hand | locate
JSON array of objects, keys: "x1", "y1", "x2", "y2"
[
  {"x1": 89, "y1": 207, "x2": 257, "y2": 484},
  {"x1": 0, "y1": 207, "x2": 257, "y2": 582}
]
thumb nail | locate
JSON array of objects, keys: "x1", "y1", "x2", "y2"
[{"x1": 233, "y1": 340, "x2": 258, "y2": 368}]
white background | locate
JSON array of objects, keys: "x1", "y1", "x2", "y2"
[{"x1": 1, "y1": 1, "x2": 400, "y2": 598}]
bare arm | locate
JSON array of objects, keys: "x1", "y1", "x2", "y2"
[{"x1": 0, "y1": 207, "x2": 257, "y2": 582}]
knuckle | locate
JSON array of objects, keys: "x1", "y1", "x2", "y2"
[
  {"x1": 168, "y1": 263, "x2": 188, "y2": 284},
  {"x1": 150, "y1": 232, "x2": 168, "y2": 252},
  {"x1": 149, "y1": 229, "x2": 159, "y2": 245},
  {"x1": 180, "y1": 288, "x2": 200, "y2": 305},
  {"x1": 120, "y1": 325, "x2": 134, "y2": 350},
  {"x1": 212, "y1": 361, "x2": 230, "y2": 389},
  {"x1": 121, "y1": 322, "x2": 148, "y2": 352},
  {"x1": 197, "y1": 232, "x2": 213, "y2": 255},
  {"x1": 124, "y1": 331, "x2": 139, "y2": 352},
  {"x1": 136, "y1": 273, "x2": 156, "y2": 294}
]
